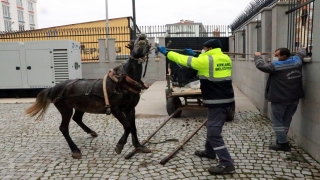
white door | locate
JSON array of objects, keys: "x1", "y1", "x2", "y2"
[
  {"x1": 0, "y1": 50, "x2": 23, "y2": 87},
  {"x1": 25, "y1": 49, "x2": 54, "y2": 87}
]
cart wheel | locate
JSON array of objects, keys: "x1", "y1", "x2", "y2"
[
  {"x1": 166, "y1": 97, "x2": 182, "y2": 118},
  {"x1": 165, "y1": 89, "x2": 170, "y2": 100}
]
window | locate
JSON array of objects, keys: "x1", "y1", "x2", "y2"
[
  {"x1": 28, "y1": 1, "x2": 33, "y2": 11},
  {"x1": 16, "y1": 0, "x2": 22, "y2": 7},
  {"x1": 2, "y1": 5, "x2": 10, "y2": 17},
  {"x1": 29, "y1": 14, "x2": 34, "y2": 24},
  {"x1": 4, "y1": 20, "x2": 11, "y2": 31},
  {"x1": 30, "y1": 26, "x2": 35, "y2": 30},
  {"x1": 18, "y1": 10, "x2": 24, "y2": 21},
  {"x1": 19, "y1": 24, "x2": 24, "y2": 31}
]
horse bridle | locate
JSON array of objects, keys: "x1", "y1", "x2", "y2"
[
  {"x1": 128, "y1": 37, "x2": 172, "y2": 78},
  {"x1": 128, "y1": 37, "x2": 152, "y2": 78}
]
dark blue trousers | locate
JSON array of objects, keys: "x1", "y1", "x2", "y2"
[
  {"x1": 271, "y1": 100, "x2": 299, "y2": 144},
  {"x1": 205, "y1": 107, "x2": 233, "y2": 166}
]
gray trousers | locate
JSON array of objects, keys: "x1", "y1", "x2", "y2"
[
  {"x1": 205, "y1": 107, "x2": 233, "y2": 166},
  {"x1": 271, "y1": 100, "x2": 299, "y2": 144}
]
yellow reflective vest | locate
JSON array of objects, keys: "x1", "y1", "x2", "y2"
[{"x1": 167, "y1": 48, "x2": 234, "y2": 108}]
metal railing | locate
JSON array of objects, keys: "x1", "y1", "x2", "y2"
[
  {"x1": 230, "y1": 0, "x2": 286, "y2": 31},
  {"x1": 138, "y1": 25, "x2": 232, "y2": 38},
  {"x1": 286, "y1": 0, "x2": 314, "y2": 56},
  {"x1": 0, "y1": 25, "x2": 232, "y2": 61},
  {"x1": 0, "y1": 27, "x2": 132, "y2": 62}
]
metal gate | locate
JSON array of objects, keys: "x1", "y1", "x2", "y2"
[
  {"x1": 286, "y1": 0, "x2": 314, "y2": 56},
  {"x1": 164, "y1": 37, "x2": 229, "y2": 86}
]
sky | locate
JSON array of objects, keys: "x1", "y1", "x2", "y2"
[{"x1": 36, "y1": 0, "x2": 253, "y2": 29}]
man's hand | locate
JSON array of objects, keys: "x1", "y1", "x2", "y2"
[
  {"x1": 157, "y1": 46, "x2": 168, "y2": 55},
  {"x1": 184, "y1": 48, "x2": 196, "y2": 56},
  {"x1": 254, "y1": 52, "x2": 262, "y2": 56}
]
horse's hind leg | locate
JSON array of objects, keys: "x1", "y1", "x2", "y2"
[
  {"x1": 56, "y1": 105, "x2": 82, "y2": 159},
  {"x1": 72, "y1": 109, "x2": 98, "y2": 137},
  {"x1": 112, "y1": 109, "x2": 132, "y2": 154}
]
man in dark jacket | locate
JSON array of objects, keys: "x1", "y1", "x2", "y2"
[{"x1": 254, "y1": 47, "x2": 306, "y2": 151}]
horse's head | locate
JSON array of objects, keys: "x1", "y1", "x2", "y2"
[
  {"x1": 127, "y1": 34, "x2": 151, "y2": 60},
  {"x1": 122, "y1": 34, "x2": 151, "y2": 82}
]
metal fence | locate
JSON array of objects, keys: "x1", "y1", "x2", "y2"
[
  {"x1": 286, "y1": 0, "x2": 314, "y2": 56},
  {"x1": 0, "y1": 27, "x2": 132, "y2": 62},
  {"x1": 139, "y1": 25, "x2": 232, "y2": 38},
  {"x1": 230, "y1": 0, "x2": 288, "y2": 31},
  {"x1": 0, "y1": 25, "x2": 231, "y2": 62}
]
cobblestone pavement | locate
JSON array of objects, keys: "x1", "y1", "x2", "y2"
[{"x1": 0, "y1": 103, "x2": 320, "y2": 180}]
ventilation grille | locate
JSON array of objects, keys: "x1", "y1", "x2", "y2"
[{"x1": 53, "y1": 49, "x2": 69, "y2": 84}]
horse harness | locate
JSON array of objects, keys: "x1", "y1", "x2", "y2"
[
  {"x1": 52, "y1": 65, "x2": 148, "y2": 115},
  {"x1": 52, "y1": 78, "x2": 103, "y2": 103}
]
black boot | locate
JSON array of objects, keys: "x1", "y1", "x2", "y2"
[
  {"x1": 208, "y1": 165, "x2": 235, "y2": 175},
  {"x1": 194, "y1": 150, "x2": 216, "y2": 159},
  {"x1": 269, "y1": 142, "x2": 291, "y2": 152}
]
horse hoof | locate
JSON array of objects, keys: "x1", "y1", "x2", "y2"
[
  {"x1": 139, "y1": 146, "x2": 151, "y2": 153},
  {"x1": 72, "y1": 152, "x2": 82, "y2": 159},
  {"x1": 90, "y1": 131, "x2": 98, "y2": 137},
  {"x1": 115, "y1": 146, "x2": 123, "y2": 154}
]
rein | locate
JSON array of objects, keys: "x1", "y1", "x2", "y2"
[{"x1": 143, "y1": 54, "x2": 149, "y2": 78}]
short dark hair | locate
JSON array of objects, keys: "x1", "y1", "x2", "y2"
[{"x1": 275, "y1": 48, "x2": 291, "y2": 58}]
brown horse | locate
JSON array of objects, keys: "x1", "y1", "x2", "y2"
[{"x1": 25, "y1": 34, "x2": 152, "y2": 159}]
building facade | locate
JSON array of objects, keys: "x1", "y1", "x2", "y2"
[
  {"x1": 0, "y1": 0, "x2": 37, "y2": 31},
  {"x1": 165, "y1": 19, "x2": 208, "y2": 37}
]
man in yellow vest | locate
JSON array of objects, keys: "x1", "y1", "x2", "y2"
[{"x1": 157, "y1": 39, "x2": 235, "y2": 175}]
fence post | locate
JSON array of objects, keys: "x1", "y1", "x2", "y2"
[
  {"x1": 148, "y1": 37, "x2": 155, "y2": 58},
  {"x1": 247, "y1": 20, "x2": 259, "y2": 60},
  {"x1": 260, "y1": 7, "x2": 272, "y2": 117},
  {"x1": 107, "y1": 38, "x2": 116, "y2": 63},
  {"x1": 158, "y1": 37, "x2": 167, "y2": 78},
  {"x1": 271, "y1": 1, "x2": 290, "y2": 52},
  {"x1": 98, "y1": 38, "x2": 106, "y2": 63},
  {"x1": 234, "y1": 29, "x2": 244, "y2": 61},
  {"x1": 311, "y1": 1, "x2": 320, "y2": 61},
  {"x1": 228, "y1": 35, "x2": 235, "y2": 60}
]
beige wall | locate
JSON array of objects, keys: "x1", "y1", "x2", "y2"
[{"x1": 230, "y1": 2, "x2": 320, "y2": 162}]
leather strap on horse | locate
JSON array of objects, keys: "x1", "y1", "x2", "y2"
[
  {"x1": 103, "y1": 74, "x2": 111, "y2": 115},
  {"x1": 108, "y1": 69, "x2": 146, "y2": 94},
  {"x1": 125, "y1": 76, "x2": 144, "y2": 90},
  {"x1": 121, "y1": 83, "x2": 141, "y2": 94},
  {"x1": 108, "y1": 70, "x2": 118, "y2": 82},
  {"x1": 52, "y1": 79, "x2": 81, "y2": 103},
  {"x1": 85, "y1": 78, "x2": 101, "y2": 95}
]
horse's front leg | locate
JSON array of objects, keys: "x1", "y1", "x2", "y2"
[
  {"x1": 124, "y1": 109, "x2": 151, "y2": 153},
  {"x1": 111, "y1": 108, "x2": 131, "y2": 154}
]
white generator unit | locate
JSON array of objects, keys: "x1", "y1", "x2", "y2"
[{"x1": 0, "y1": 40, "x2": 82, "y2": 90}]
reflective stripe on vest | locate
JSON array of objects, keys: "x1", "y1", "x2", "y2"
[
  {"x1": 199, "y1": 76, "x2": 231, "y2": 81},
  {"x1": 208, "y1": 56, "x2": 214, "y2": 78},
  {"x1": 187, "y1": 56, "x2": 193, "y2": 68},
  {"x1": 203, "y1": 98, "x2": 235, "y2": 104}
]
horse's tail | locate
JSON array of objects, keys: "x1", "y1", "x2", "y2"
[{"x1": 25, "y1": 88, "x2": 52, "y2": 120}]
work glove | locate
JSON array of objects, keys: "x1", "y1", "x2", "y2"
[
  {"x1": 184, "y1": 48, "x2": 196, "y2": 56},
  {"x1": 157, "y1": 46, "x2": 168, "y2": 55}
]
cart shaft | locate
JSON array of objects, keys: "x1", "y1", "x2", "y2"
[
  {"x1": 159, "y1": 119, "x2": 207, "y2": 165},
  {"x1": 125, "y1": 107, "x2": 182, "y2": 159}
]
